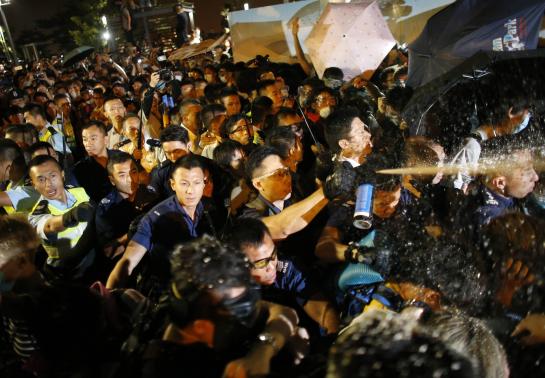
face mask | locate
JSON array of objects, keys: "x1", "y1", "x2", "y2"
[
  {"x1": 324, "y1": 78, "x2": 343, "y2": 90},
  {"x1": 513, "y1": 112, "x2": 531, "y2": 134},
  {"x1": 174, "y1": 75, "x2": 182, "y2": 81},
  {"x1": 219, "y1": 75, "x2": 228, "y2": 84},
  {"x1": 205, "y1": 74, "x2": 214, "y2": 83},
  {"x1": 212, "y1": 288, "x2": 260, "y2": 351},
  {"x1": 319, "y1": 106, "x2": 332, "y2": 119},
  {"x1": 0, "y1": 271, "x2": 15, "y2": 293}
]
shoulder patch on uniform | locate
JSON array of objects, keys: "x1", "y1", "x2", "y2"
[
  {"x1": 100, "y1": 197, "x2": 111, "y2": 205},
  {"x1": 47, "y1": 126, "x2": 58, "y2": 135},
  {"x1": 33, "y1": 200, "x2": 51, "y2": 215}
]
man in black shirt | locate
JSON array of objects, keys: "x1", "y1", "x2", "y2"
[{"x1": 73, "y1": 121, "x2": 114, "y2": 202}]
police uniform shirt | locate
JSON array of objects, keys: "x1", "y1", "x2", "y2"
[
  {"x1": 73, "y1": 149, "x2": 114, "y2": 203},
  {"x1": 131, "y1": 196, "x2": 209, "y2": 280},
  {"x1": 29, "y1": 189, "x2": 83, "y2": 240},
  {"x1": 95, "y1": 185, "x2": 158, "y2": 247},
  {"x1": 475, "y1": 186, "x2": 517, "y2": 226},
  {"x1": 148, "y1": 160, "x2": 175, "y2": 200},
  {"x1": 3, "y1": 183, "x2": 40, "y2": 214},
  {"x1": 39, "y1": 122, "x2": 71, "y2": 154},
  {"x1": 263, "y1": 259, "x2": 315, "y2": 308}
]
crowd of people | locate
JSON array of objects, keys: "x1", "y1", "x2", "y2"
[{"x1": 1, "y1": 8, "x2": 545, "y2": 378}]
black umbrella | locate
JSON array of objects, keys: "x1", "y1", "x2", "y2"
[
  {"x1": 406, "y1": 0, "x2": 545, "y2": 89},
  {"x1": 402, "y1": 49, "x2": 545, "y2": 151},
  {"x1": 63, "y1": 46, "x2": 95, "y2": 67}
]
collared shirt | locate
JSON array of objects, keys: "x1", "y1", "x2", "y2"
[
  {"x1": 95, "y1": 186, "x2": 158, "y2": 247},
  {"x1": 39, "y1": 122, "x2": 72, "y2": 154},
  {"x1": 266, "y1": 258, "x2": 314, "y2": 307},
  {"x1": 475, "y1": 186, "x2": 517, "y2": 226},
  {"x1": 132, "y1": 195, "x2": 204, "y2": 251},
  {"x1": 29, "y1": 189, "x2": 79, "y2": 239},
  {"x1": 107, "y1": 126, "x2": 126, "y2": 150}
]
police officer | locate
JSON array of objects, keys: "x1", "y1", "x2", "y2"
[
  {"x1": 27, "y1": 155, "x2": 96, "y2": 280},
  {"x1": 95, "y1": 151, "x2": 158, "y2": 257},
  {"x1": 106, "y1": 155, "x2": 224, "y2": 297},
  {"x1": 230, "y1": 218, "x2": 339, "y2": 334},
  {"x1": 23, "y1": 103, "x2": 71, "y2": 157},
  {"x1": 148, "y1": 125, "x2": 231, "y2": 213}
]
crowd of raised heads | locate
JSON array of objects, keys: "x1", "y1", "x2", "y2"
[{"x1": 1, "y1": 27, "x2": 545, "y2": 378}]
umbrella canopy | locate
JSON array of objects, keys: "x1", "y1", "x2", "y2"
[
  {"x1": 168, "y1": 36, "x2": 226, "y2": 62},
  {"x1": 402, "y1": 49, "x2": 545, "y2": 150},
  {"x1": 305, "y1": 1, "x2": 396, "y2": 80},
  {"x1": 407, "y1": 0, "x2": 545, "y2": 88},
  {"x1": 63, "y1": 46, "x2": 95, "y2": 67}
]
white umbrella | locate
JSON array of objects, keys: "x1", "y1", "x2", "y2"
[{"x1": 305, "y1": 1, "x2": 396, "y2": 80}]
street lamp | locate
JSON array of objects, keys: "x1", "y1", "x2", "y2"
[
  {"x1": 0, "y1": 0, "x2": 17, "y2": 62},
  {"x1": 243, "y1": 3, "x2": 250, "y2": 10},
  {"x1": 102, "y1": 31, "x2": 111, "y2": 41}
]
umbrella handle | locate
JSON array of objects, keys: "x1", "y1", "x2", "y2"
[{"x1": 295, "y1": 100, "x2": 324, "y2": 153}]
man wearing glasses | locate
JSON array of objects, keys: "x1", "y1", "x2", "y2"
[
  {"x1": 240, "y1": 145, "x2": 328, "y2": 242},
  {"x1": 230, "y1": 218, "x2": 339, "y2": 334}
]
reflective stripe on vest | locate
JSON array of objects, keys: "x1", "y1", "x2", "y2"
[
  {"x1": 3, "y1": 181, "x2": 15, "y2": 214},
  {"x1": 33, "y1": 188, "x2": 90, "y2": 259}
]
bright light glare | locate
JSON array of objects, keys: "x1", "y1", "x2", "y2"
[
  {"x1": 243, "y1": 3, "x2": 249, "y2": 10},
  {"x1": 101, "y1": 15, "x2": 108, "y2": 27},
  {"x1": 102, "y1": 31, "x2": 111, "y2": 40}
]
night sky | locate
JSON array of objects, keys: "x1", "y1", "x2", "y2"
[{"x1": 4, "y1": 0, "x2": 283, "y2": 40}]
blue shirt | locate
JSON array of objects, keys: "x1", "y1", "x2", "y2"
[
  {"x1": 132, "y1": 195, "x2": 204, "y2": 251},
  {"x1": 266, "y1": 259, "x2": 314, "y2": 307},
  {"x1": 475, "y1": 187, "x2": 516, "y2": 226}
]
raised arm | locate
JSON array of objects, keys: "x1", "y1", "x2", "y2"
[{"x1": 262, "y1": 187, "x2": 327, "y2": 240}]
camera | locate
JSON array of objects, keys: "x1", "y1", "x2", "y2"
[{"x1": 158, "y1": 68, "x2": 173, "y2": 83}]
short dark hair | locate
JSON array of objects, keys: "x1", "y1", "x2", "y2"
[
  {"x1": 325, "y1": 106, "x2": 360, "y2": 152},
  {"x1": 171, "y1": 154, "x2": 206, "y2": 178},
  {"x1": 28, "y1": 141, "x2": 55, "y2": 157},
  {"x1": 221, "y1": 114, "x2": 250, "y2": 139},
  {"x1": 179, "y1": 98, "x2": 201, "y2": 117},
  {"x1": 251, "y1": 96, "x2": 273, "y2": 125},
  {"x1": 4, "y1": 124, "x2": 38, "y2": 148},
  {"x1": 28, "y1": 154, "x2": 63, "y2": 173},
  {"x1": 169, "y1": 235, "x2": 254, "y2": 326},
  {"x1": 220, "y1": 87, "x2": 239, "y2": 100},
  {"x1": 213, "y1": 140, "x2": 243, "y2": 169},
  {"x1": 23, "y1": 103, "x2": 46, "y2": 119},
  {"x1": 256, "y1": 79, "x2": 276, "y2": 96},
  {"x1": 204, "y1": 83, "x2": 225, "y2": 104},
  {"x1": 0, "y1": 138, "x2": 24, "y2": 164},
  {"x1": 323, "y1": 67, "x2": 344, "y2": 81},
  {"x1": 265, "y1": 127, "x2": 297, "y2": 160},
  {"x1": 274, "y1": 107, "x2": 298, "y2": 127},
  {"x1": 229, "y1": 218, "x2": 271, "y2": 251},
  {"x1": 160, "y1": 125, "x2": 190, "y2": 144},
  {"x1": 82, "y1": 120, "x2": 108, "y2": 136},
  {"x1": 244, "y1": 145, "x2": 280, "y2": 182},
  {"x1": 201, "y1": 103, "x2": 226, "y2": 131},
  {"x1": 309, "y1": 86, "x2": 336, "y2": 107},
  {"x1": 106, "y1": 150, "x2": 135, "y2": 175}
]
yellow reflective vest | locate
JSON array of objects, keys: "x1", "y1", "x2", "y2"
[{"x1": 31, "y1": 187, "x2": 90, "y2": 259}]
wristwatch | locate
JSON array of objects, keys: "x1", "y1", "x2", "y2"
[{"x1": 256, "y1": 332, "x2": 280, "y2": 353}]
